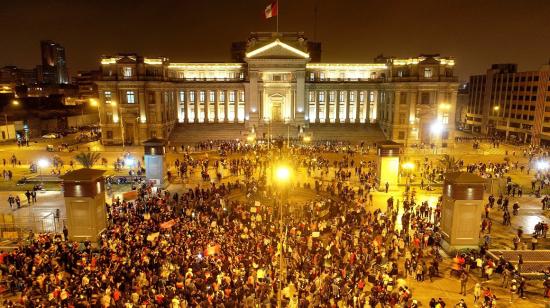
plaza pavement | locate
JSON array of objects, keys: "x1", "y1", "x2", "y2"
[{"x1": 0, "y1": 139, "x2": 549, "y2": 305}]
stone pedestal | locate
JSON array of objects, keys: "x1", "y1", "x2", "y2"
[
  {"x1": 60, "y1": 169, "x2": 107, "y2": 242},
  {"x1": 441, "y1": 172, "x2": 485, "y2": 252},
  {"x1": 376, "y1": 141, "x2": 402, "y2": 190},
  {"x1": 143, "y1": 138, "x2": 167, "y2": 187}
]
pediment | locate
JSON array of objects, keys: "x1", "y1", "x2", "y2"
[{"x1": 246, "y1": 39, "x2": 309, "y2": 59}]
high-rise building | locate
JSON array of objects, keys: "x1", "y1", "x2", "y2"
[
  {"x1": 40, "y1": 40, "x2": 69, "y2": 84},
  {"x1": 465, "y1": 63, "x2": 550, "y2": 145},
  {"x1": 95, "y1": 32, "x2": 458, "y2": 146}
]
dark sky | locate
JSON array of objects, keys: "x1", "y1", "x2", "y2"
[{"x1": 2, "y1": 0, "x2": 550, "y2": 81}]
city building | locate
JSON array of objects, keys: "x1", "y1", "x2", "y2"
[
  {"x1": 95, "y1": 32, "x2": 458, "y2": 146},
  {"x1": 74, "y1": 70, "x2": 100, "y2": 100},
  {"x1": 40, "y1": 40, "x2": 69, "y2": 84},
  {"x1": 465, "y1": 63, "x2": 550, "y2": 145}
]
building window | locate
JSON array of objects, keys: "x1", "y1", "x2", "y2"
[
  {"x1": 319, "y1": 92, "x2": 325, "y2": 102},
  {"x1": 309, "y1": 72, "x2": 315, "y2": 80},
  {"x1": 104, "y1": 91, "x2": 112, "y2": 104},
  {"x1": 123, "y1": 67, "x2": 133, "y2": 78},
  {"x1": 350, "y1": 91, "x2": 355, "y2": 102},
  {"x1": 397, "y1": 70, "x2": 404, "y2": 77},
  {"x1": 320, "y1": 73, "x2": 325, "y2": 81},
  {"x1": 329, "y1": 91, "x2": 335, "y2": 102},
  {"x1": 442, "y1": 112, "x2": 449, "y2": 124},
  {"x1": 420, "y1": 92, "x2": 430, "y2": 104},
  {"x1": 190, "y1": 91, "x2": 195, "y2": 102},
  {"x1": 339, "y1": 91, "x2": 345, "y2": 102},
  {"x1": 220, "y1": 91, "x2": 225, "y2": 102},
  {"x1": 424, "y1": 68, "x2": 433, "y2": 78},
  {"x1": 126, "y1": 91, "x2": 135, "y2": 104},
  {"x1": 106, "y1": 131, "x2": 113, "y2": 139},
  {"x1": 229, "y1": 91, "x2": 235, "y2": 102},
  {"x1": 239, "y1": 91, "x2": 244, "y2": 102},
  {"x1": 360, "y1": 92, "x2": 364, "y2": 102},
  {"x1": 209, "y1": 91, "x2": 215, "y2": 102},
  {"x1": 309, "y1": 91, "x2": 315, "y2": 102},
  {"x1": 199, "y1": 91, "x2": 205, "y2": 102}
]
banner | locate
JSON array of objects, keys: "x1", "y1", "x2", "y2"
[{"x1": 160, "y1": 219, "x2": 176, "y2": 229}]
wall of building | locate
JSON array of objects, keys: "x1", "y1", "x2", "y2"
[
  {"x1": 67, "y1": 113, "x2": 100, "y2": 128},
  {"x1": 0, "y1": 124, "x2": 16, "y2": 141}
]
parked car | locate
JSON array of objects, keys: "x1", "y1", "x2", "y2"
[{"x1": 42, "y1": 133, "x2": 59, "y2": 139}]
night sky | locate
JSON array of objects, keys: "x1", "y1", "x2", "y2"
[{"x1": 2, "y1": 0, "x2": 550, "y2": 81}]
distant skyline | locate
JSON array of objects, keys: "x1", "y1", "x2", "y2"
[{"x1": 1, "y1": 0, "x2": 550, "y2": 81}]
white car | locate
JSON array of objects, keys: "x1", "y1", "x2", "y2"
[{"x1": 42, "y1": 133, "x2": 59, "y2": 139}]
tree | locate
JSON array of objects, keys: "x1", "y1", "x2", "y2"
[
  {"x1": 74, "y1": 152, "x2": 101, "y2": 168},
  {"x1": 439, "y1": 154, "x2": 460, "y2": 172}
]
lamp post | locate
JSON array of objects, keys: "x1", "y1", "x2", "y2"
[
  {"x1": 3, "y1": 100, "x2": 19, "y2": 141},
  {"x1": 430, "y1": 122, "x2": 444, "y2": 154},
  {"x1": 274, "y1": 164, "x2": 291, "y2": 307},
  {"x1": 38, "y1": 158, "x2": 49, "y2": 185},
  {"x1": 402, "y1": 162, "x2": 415, "y2": 189}
]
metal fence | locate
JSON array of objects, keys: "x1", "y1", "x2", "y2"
[{"x1": 0, "y1": 212, "x2": 66, "y2": 241}]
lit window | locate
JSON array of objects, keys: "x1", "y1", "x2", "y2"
[
  {"x1": 360, "y1": 92, "x2": 364, "y2": 102},
  {"x1": 220, "y1": 91, "x2": 225, "y2": 102},
  {"x1": 320, "y1": 73, "x2": 325, "y2": 81},
  {"x1": 123, "y1": 67, "x2": 133, "y2": 78},
  {"x1": 179, "y1": 91, "x2": 185, "y2": 102},
  {"x1": 104, "y1": 91, "x2": 112, "y2": 104},
  {"x1": 190, "y1": 91, "x2": 195, "y2": 102},
  {"x1": 229, "y1": 91, "x2": 235, "y2": 102},
  {"x1": 209, "y1": 91, "x2": 215, "y2": 102},
  {"x1": 424, "y1": 68, "x2": 433, "y2": 78},
  {"x1": 442, "y1": 112, "x2": 449, "y2": 124},
  {"x1": 329, "y1": 91, "x2": 335, "y2": 102},
  {"x1": 350, "y1": 92, "x2": 355, "y2": 102},
  {"x1": 319, "y1": 92, "x2": 325, "y2": 102},
  {"x1": 199, "y1": 91, "x2": 205, "y2": 102},
  {"x1": 309, "y1": 91, "x2": 315, "y2": 102},
  {"x1": 339, "y1": 91, "x2": 345, "y2": 102},
  {"x1": 310, "y1": 72, "x2": 315, "y2": 80},
  {"x1": 239, "y1": 91, "x2": 244, "y2": 102},
  {"x1": 126, "y1": 91, "x2": 135, "y2": 104}
]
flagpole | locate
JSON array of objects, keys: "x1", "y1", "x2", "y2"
[{"x1": 276, "y1": 0, "x2": 279, "y2": 33}]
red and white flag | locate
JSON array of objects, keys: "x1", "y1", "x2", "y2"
[{"x1": 265, "y1": 1, "x2": 278, "y2": 19}]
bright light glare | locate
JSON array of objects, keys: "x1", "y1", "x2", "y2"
[
  {"x1": 303, "y1": 136, "x2": 311, "y2": 143},
  {"x1": 402, "y1": 162, "x2": 415, "y2": 170},
  {"x1": 275, "y1": 166, "x2": 291, "y2": 183},
  {"x1": 125, "y1": 158, "x2": 135, "y2": 167},
  {"x1": 38, "y1": 159, "x2": 49, "y2": 168},
  {"x1": 537, "y1": 161, "x2": 549, "y2": 171},
  {"x1": 246, "y1": 135, "x2": 255, "y2": 142},
  {"x1": 431, "y1": 122, "x2": 444, "y2": 135}
]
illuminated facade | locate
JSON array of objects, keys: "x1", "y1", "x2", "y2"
[{"x1": 95, "y1": 32, "x2": 458, "y2": 146}]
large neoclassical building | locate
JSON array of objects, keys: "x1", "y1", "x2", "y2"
[{"x1": 95, "y1": 32, "x2": 458, "y2": 146}]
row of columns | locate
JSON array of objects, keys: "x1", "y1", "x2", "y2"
[
  {"x1": 181, "y1": 90, "x2": 242, "y2": 123},
  {"x1": 313, "y1": 90, "x2": 374, "y2": 123}
]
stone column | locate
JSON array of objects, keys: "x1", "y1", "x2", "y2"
[
  {"x1": 345, "y1": 90, "x2": 351, "y2": 123},
  {"x1": 355, "y1": 90, "x2": 361, "y2": 123},
  {"x1": 224, "y1": 90, "x2": 229, "y2": 122},
  {"x1": 194, "y1": 90, "x2": 199, "y2": 123},
  {"x1": 365, "y1": 91, "x2": 371, "y2": 123},
  {"x1": 324, "y1": 91, "x2": 329, "y2": 123},
  {"x1": 315, "y1": 91, "x2": 320, "y2": 123},
  {"x1": 214, "y1": 90, "x2": 219, "y2": 123},
  {"x1": 204, "y1": 90, "x2": 210, "y2": 123},
  {"x1": 183, "y1": 90, "x2": 189, "y2": 123},
  {"x1": 335, "y1": 91, "x2": 340, "y2": 123},
  {"x1": 234, "y1": 90, "x2": 239, "y2": 123}
]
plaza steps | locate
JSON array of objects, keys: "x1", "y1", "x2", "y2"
[
  {"x1": 306, "y1": 123, "x2": 387, "y2": 143},
  {"x1": 168, "y1": 122, "x2": 388, "y2": 145},
  {"x1": 169, "y1": 123, "x2": 247, "y2": 145}
]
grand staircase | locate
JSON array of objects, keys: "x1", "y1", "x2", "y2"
[
  {"x1": 169, "y1": 122, "x2": 387, "y2": 145},
  {"x1": 169, "y1": 123, "x2": 247, "y2": 145}
]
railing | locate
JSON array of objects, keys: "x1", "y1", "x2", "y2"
[{"x1": 0, "y1": 212, "x2": 66, "y2": 241}]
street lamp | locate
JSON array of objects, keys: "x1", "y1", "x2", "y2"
[
  {"x1": 38, "y1": 158, "x2": 49, "y2": 184},
  {"x1": 3, "y1": 100, "x2": 20, "y2": 141},
  {"x1": 536, "y1": 160, "x2": 549, "y2": 172},
  {"x1": 274, "y1": 164, "x2": 291, "y2": 307},
  {"x1": 402, "y1": 162, "x2": 415, "y2": 188}
]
